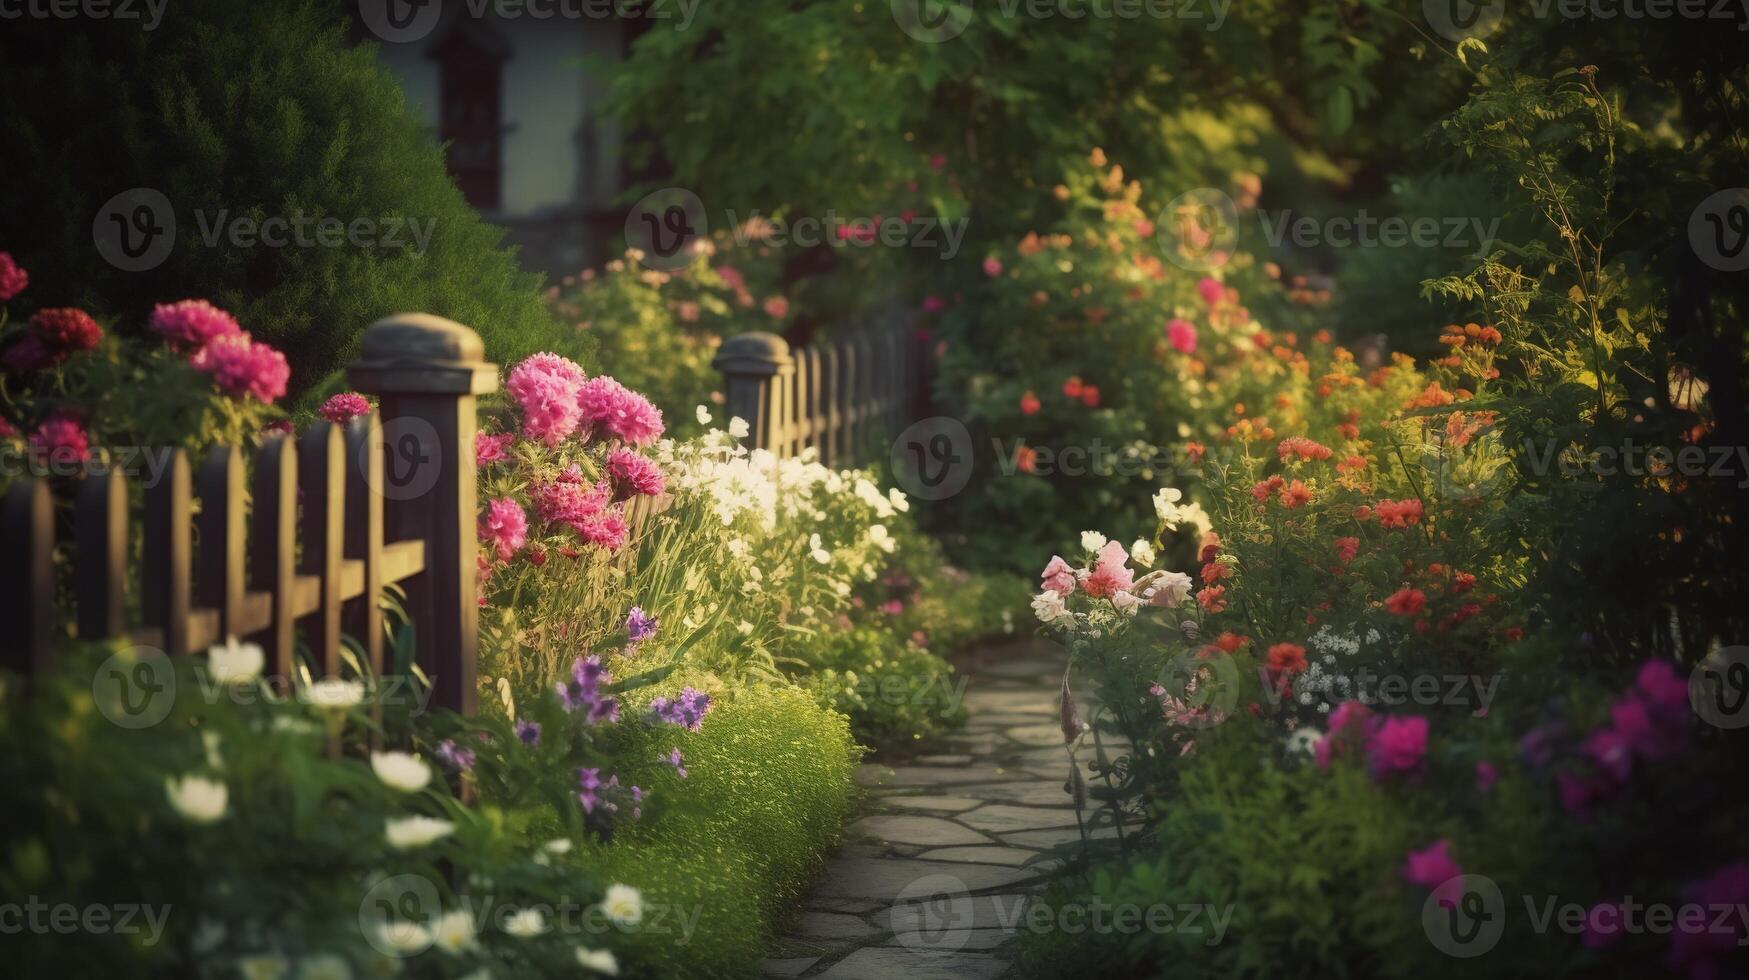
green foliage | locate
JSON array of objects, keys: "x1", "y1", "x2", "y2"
[
  {"x1": 792, "y1": 626, "x2": 967, "y2": 749},
  {"x1": 0, "y1": 0, "x2": 582, "y2": 398}
]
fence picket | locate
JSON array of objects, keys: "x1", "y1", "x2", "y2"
[
  {"x1": 299, "y1": 423, "x2": 346, "y2": 677},
  {"x1": 141, "y1": 450, "x2": 194, "y2": 656},
  {"x1": 76, "y1": 468, "x2": 128, "y2": 642},
  {"x1": 197, "y1": 446, "x2": 248, "y2": 643},
  {"x1": 343, "y1": 414, "x2": 385, "y2": 677},
  {"x1": 251, "y1": 436, "x2": 298, "y2": 681},
  {"x1": 2, "y1": 478, "x2": 54, "y2": 675}
]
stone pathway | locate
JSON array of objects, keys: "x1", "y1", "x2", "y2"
[{"x1": 761, "y1": 640, "x2": 1125, "y2": 979}]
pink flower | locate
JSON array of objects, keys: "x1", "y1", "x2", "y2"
[
  {"x1": 1475, "y1": 760, "x2": 1498, "y2": 793},
  {"x1": 1401, "y1": 839, "x2": 1464, "y2": 908},
  {"x1": 929, "y1": 153, "x2": 947, "y2": 171},
  {"x1": 1582, "y1": 901, "x2": 1627, "y2": 950},
  {"x1": 1316, "y1": 701, "x2": 1374, "y2": 771},
  {"x1": 475, "y1": 432, "x2": 514, "y2": 466},
  {"x1": 318, "y1": 392, "x2": 372, "y2": 425},
  {"x1": 1557, "y1": 770, "x2": 1605, "y2": 820},
  {"x1": 0, "y1": 416, "x2": 16, "y2": 439},
  {"x1": 578, "y1": 376, "x2": 665, "y2": 446},
  {"x1": 1166, "y1": 318, "x2": 1197, "y2": 353},
  {"x1": 715, "y1": 265, "x2": 746, "y2": 292},
  {"x1": 1080, "y1": 541, "x2": 1134, "y2": 599},
  {"x1": 506, "y1": 353, "x2": 586, "y2": 446},
  {"x1": 1581, "y1": 726, "x2": 1633, "y2": 783},
  {"x1": 921, "y1": 296, "x2": 945, "y2": 313},
  {"x1": 762, "y1": 296, "x2": 790, "y2": 319},
  {"x1": 191, "y1": 334, "x2": 290, "y2": 404},
  {"x1": 982, "y1": 256, "x2": 1003, "y2": 278},
  {"x1": 30, "y1": 308, "x2": 103, "y2": 354},
  {"x1": 29, "y1": 416, "x2": 90, "y2": 466},
  {"x1": 479, "y1": 497, "x2": 528, "y2": 562},
  {"x1": 1040, "y1": 555, "x2": 1078, "y2": 596},
  {"x1": 1365, "y1": 715, "x2": 1428, "y2": 779},
  {"x1": 0, "y1": 252, "x2": 28, "y2": 301},
  {"x1": 531, "y1": 478, "x2": 609, "y2": 529},
  {"x1": 606, "y1": 448, "x2": 666, "y2": 500},
  {"x1": 576, "y1": 508, "x2": 629, "y2": 552},
  {"x1": 1196, "y1": 276, "x2": 1225, "y2": 305},
  {"x1": 150, "y1": 300, "x2": 243, "y2": 354},
  {"x1": 1667, "y1": 862, "x2": 1749, "y2": 975}
]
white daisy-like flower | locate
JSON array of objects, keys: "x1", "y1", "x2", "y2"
[
  {"x1": 866, "y1": 525, "x2": 896, "y2": 553},
  {"x1": 1129, "y1": 539, "x2": 1157, "y2": 567},
  {"x1": 207, "y1": 636, "x2": 266, "y2": 684},
  {"x1": 299, "y1": 678, "x2": 365, "y2": 711},
  {"x1": 888, "y1": 487, "x2": 910, "y2": 512},
  {"x1": 728, "y1": 417, "x2": 750, "y2": 439},
  {"x1": 600, "y1": 883, "x2": 644, "y2": 926},
  {"x1": 575, "y1": 947, "x2": 620, "y2": 975},
  {"x1": 430, "y1": 910, "x2": 478, "y2": 955},
  {"x1": 370, "y1": 751, "x2": 431, "y2": 793},
  {"x1": 385, "y1": 815, "x2": 455, "y2": 850},
  {"x1": 503, "y1": 907, "x2": 547, "y2": 938},
  {"x1": 165, "y1": 774, "x2": 228, "y2": 824},
  {"x1": 1080, "y1": 530, "x2": 1108, "y2": 553},
  {"x1": 695, "y1": 405, "x2": 712, "y2": 425},
  {"x1": 1286, "y1": 726, "x2": 1323, "y2": 756}
]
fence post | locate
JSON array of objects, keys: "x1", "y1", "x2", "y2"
[
  {"x1": 713, "y1": 332, "x2": 791, "y2": 449},
  {"x1": 347, "y1": 314, "x2": 498, "y2": 716}
]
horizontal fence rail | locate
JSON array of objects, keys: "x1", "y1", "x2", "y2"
[
  {"x1": 0, "y1": 314, "x2": 497, "y2": 715},
  {"x1": 713, "y1": 309, "x2": 928, "y2": 465}
]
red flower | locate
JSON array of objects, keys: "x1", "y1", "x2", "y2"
[
  {"x1": 1196, "y1": 585, "x2": 1227, "y2": 613},
  {"x1": 1186, "y1": 441, "x2": 1206, "y2": 464},
  {"x1": 1019, "y1": 391, "x2": 1041, "y2": 415},
  {"x1": 1266, "y1": 642, "x2": 1307, "y2": 676},
  {"x1": 0, "y1": 252, "x2": 28, "y2": 301},
  {"x1": 1080, "y1": 385, "x2": 1101, "y2": 408},
  {"x1": 1015, "y1": 445, "x2": 1039, "y2": 474},
  {"x1": 1276, "y1": 436, "x2": 1333, "y2": 462},
  {"x1": 1278, "y1": 480, "x2": 1313, "y2": 508},
  {"x1": 1062, "y1": 376, "x2": 1083, "y2": 399},
  {"x1": 1375, "y1": 498, "x2": 1424, "y2": 528},
  {"x1": 1333, "y1": 536, "x2": 1360, "y2": 563},
  {"x1": 1214, "y1": 632, "x2": 1248, "y2": 653},
  {"x1": 1385, "y1": 587, "x2": 1427, "y2": 616},
  {"x1": 30, "y1": 307, "x2": 103, "y2": 354}
]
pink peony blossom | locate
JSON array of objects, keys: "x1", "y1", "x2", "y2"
[
  {"x1": 1400, "y1": 839, "x2": 1464, "y2": 908},
  {"x1": 191, "y1": 334, "x2": 290, "y2": 404},
  {"x1": 606, "y1": 448, "x2": 665, "y2": 500},
  {"x1": 475, "y1": 432, "x2": 514, "y2": 466},
  {"x1": 506, "y1": 353, "x2": 586, "y2": 446},
  {"x1": 1040, "y1": 555, "x2": 1078, "y2": 596},
  {"x1": 30, "y1": 416, "x2": 91, "y2": 467},
  {"x1": 318, "y1": 392, "x2": 372, "y2": 425},
  {"x1": 715, "y1": 265, "x2": 746, "y2": 292},
  {"x1": 578, "y1": 376, "x2": 665, "y2": 446},
  {"x1": 1080, "y1": 540, "x2": 1135, "y2": 599},
  {"x1": 576, "y1": 508, "x2": 629, "y2": 552},
  {"x1": 530, "y1": 478, "x2": 609, "y2": 529},
  {"x1": 1166, "y1": 318, "x2": 1198, "y2": 353},
  {"x1": 1366, "y1": 715, "x2": 1429, "y2": 779},
  {"x1": 30, "y1": 308, "x2": 103, "y2": 353},
  {"x1": 479, "y1": 497, "x2": 528, "y2": 562},
  {"x1": 150, "y1": 300, "x2": 243, "y2": 354},
  {"x1": 0, "y1": 252, "x2": 28, "y2": 301}
]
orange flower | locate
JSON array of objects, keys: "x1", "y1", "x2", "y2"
[
  {"x1": 1214, "y1": 631, "x2": 1249, "y2": 653},
  {"x1": 1384, "y1": 587, "x2": 1427, "y2": 616},
  {"x1": 1081, "y1": 385, "x2": 1101, "y2": 408},
  {"x1": 1266, "y1": 643, "x2": 1308, "y2": 676},
  {"x1": 1062, "y1": 376, "x2": 1083, "y2": 398},
  {"x1": 1019, "y1": 391, "x2": 1041, "y2": 415},
  {"x1": 1333, "y1": 536, "x2": 1360, "y2": 563},
  {"x1": 1186, "y1": 441, "x2": 1207, "y2": 464},
  {"x1": 1278, "y1": 480, "x2": 1314, "y2": 508},
  {"x1": 1196, "y1": 585, "x2": 1227, "y2": 613}
]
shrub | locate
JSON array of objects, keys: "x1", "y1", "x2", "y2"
[
  {"x1": 0, "y1": 1, "x2": 581, "y2": 397},
  {"x1": 795, "y1": 626, "x2": 967, "y2": 749}
]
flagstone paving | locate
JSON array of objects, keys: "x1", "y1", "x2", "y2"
[{"x1": 760, "y1": 639, "x2": 1127, "y2": 979}]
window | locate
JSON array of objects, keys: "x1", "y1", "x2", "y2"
[{"x1": 433, "y1": 27, "x2": 507, "y2": 210}]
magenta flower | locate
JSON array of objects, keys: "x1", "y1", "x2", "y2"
[
  {"x1": 150, "y1": 299, "x2": 243, "y2": 354},
  {"x1": 1196, "y1": 276, "x2": 1225, "y2": 305},
  {"x1": 982, "y1": 256, "x2": 1003, "y2": 278},
  {"x1": 1365, "y1": 715, "x2": 1428, "y2": 779},
  {"x1": 1401, "y1": 839, "x2": 1464, "y2": 908},
  {"x1": 1582, "y1": 901, "x2": 1627, "y2": 950},
  {"x1": 475, "y1": 432, "x2": 514, "y2": 466},
  {"x1": 318, "y1": 392, "x2": 372, "y2": 425},
  {"x1": 506, "y1": 353, "x2": 586, "y2": 446},
  {"x1": 530, "y1": 478, "x2": 609, "y2": 528},
  {"x1": 1474, "y1": 760, "x2": 1498, "y2": 793},
  {"x1": 191, "y1": 333, "x2": 290, "y2": 404},
  {"x1": 29, "y1": 416, "x2": 90, "y2": 467},
  {"x1": 576, "y1": 508, "x2": 630, "y2": 552},
  {"x1": 1667, "y1": 862, "x2": 1749, "y2": 975},
  {"x1": 0, "y1": 252, "x2": 28, "y2": 301},
  {"x1": 578, "y1": 376, "x2": 665, "y2": 446},
  {"x1": 1040, "y1": 555, "x2": 1078, "y2": 596},
  {"x1": 577, "y1": 766, "x2": 604, "y2": 814},
  {"x1": 606, "y1": 448, "x2": 666, "y2": 500},
  {"x1": 479, "y1": 497, "x2": 528, "y2": 562},
  {"x1": 1315, "y1": 700, "x2": 1374, "y2": 771},
  {"x1": 1166, "y1": 318, "x2": 1198, "y2": 353},
  {"x1": 1581, "y1": 726, "x2": 1633, "y2": 783}
]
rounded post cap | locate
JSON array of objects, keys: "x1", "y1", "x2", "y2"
[
  {"x1": 712, "y1": 331, "x2": 793, "y2": 376},
  {"x1": 349, "y1": 313, "x2": 499, "y2": 395}
]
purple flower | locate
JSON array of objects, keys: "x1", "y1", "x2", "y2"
[
  {"x1": 1518, "y1": 720, "x2": 1565, "y2": 769},
  {"x1": 435, "y1": 739, "x2": 477, "y2": 772},
  {"x1": 577, "y1": 767, "x2": 604, "y2": 814},
  {"x1": 515, "y1": 719, "x2": 541, "y2": 746},
  {"x1": 668, "y1": 747, "x2": 687, "y2": 779},
  {"x1": 650, "y1": 686, "x2": 712, "y2": 731},
  {"x1": 626, "y1": 606, "x2": 659, "y2": 644},
  {"x1": 629, "y1": 784, "x2": 645, "y2": 820},
  {"x1": 557, "y1": 655, "x2": 619, "y2": 724}
]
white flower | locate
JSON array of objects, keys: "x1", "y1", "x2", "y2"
[
  {"x1": 728, "y1": 417, "x2": 750, "y2": 439},
  {"x1": 502, "y1": 907, "x2": 547, "y2": 938},
  {"x1": 1111, "y1": 590, "x2": 1142, "y2": 615},
  {"x1": 1286, "y1": 727, "x2": 1323, "y2": 756},
  {"x1": 695, "y1": 405, "x2": 712, "y2": 425},
  {"x1": 575, "y1": 947, "x2": 620, "y2": 975},
  {"x1": 300, "y1": 678, "x2": 365, "y2": 711},
  {"x1": 727, "y1": 538, "x2": 749, "y2": 559},
  {"x1": 457, "y1": 971, "x2": 492, "y2": 980},
  {"x1": 736, "y1": 620, "x2": 755, "y2": 636},
  {"x1": 809, "y1": 533, "x2": 832, "y2": 564},
  {"x1": 370, "y1": 751, "x2": 431, "y2": 793},
  {"x1": 1152, "y1": 486, "x2": 1184, "y2": 520},
  {"x1": 888, "y1": 488, "x2": 910, "y2": 512},
  {"x1": 166, "y1": 774, "x2": 228, "y2": 823},
  {"x1": 430, "y1": 910, "x2": 478, "y2": 955},
  {"x1": 544, "y1": 837, "x2": 574, "y2": 855},
  {"x1": 1129, "y1": 539, "x2": 1157, "y2": 567},
  {"x1": 600, "y1": 884, "x2": 643, "y2": 926},
  {"x1": 1139, "y1": 570, "x2": 1194, "y2": 607},
  {"x1": 236, "y1": 954, "x2": 289, "y2": 980},
  {"x1": 207, "y1": 636, "x2": 265, "y2": 684},
  {"x1": 371, "y1": 919, "x2": 431, "y2": 956},
  {"x1": 866, "y1": 525, "x2": 896, "y2": 554},
  {"x1": 385, "y1": 815, "x2": 455, "y2": 850},
  {"x1": 296, "y1": 953, "x2": 352, "y2": 980},
  {"x1": 1031, "y1": 590, "x2": 1069, "y2": 624},
  {"x1": 1080, "y1": 530, "x2": 1108, "y2": 553}
]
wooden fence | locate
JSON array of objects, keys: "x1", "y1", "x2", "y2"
[
  {"x1": 0, "y1": 314, "x2": 495, "y2": 715},
  {"x1": 712, "y1": 310, "x2": 928, "y2": 464}
]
